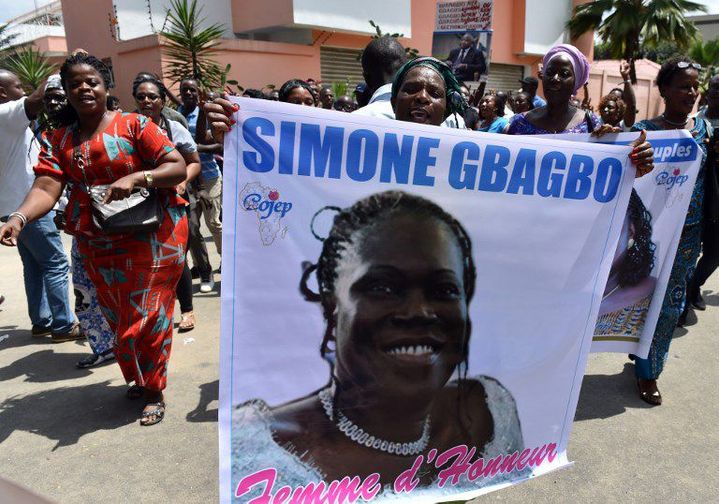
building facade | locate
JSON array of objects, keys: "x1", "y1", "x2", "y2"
[{"x1": 58, "y1": 0, "x2": 592, "y2": 107}]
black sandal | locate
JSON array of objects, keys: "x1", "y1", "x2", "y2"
[
  {"x1": 126, "y1": 385, "x2": 144, "y2": 400},
  {"x1": 140, "y1": 401, "x2": 166, "y2": 426}
]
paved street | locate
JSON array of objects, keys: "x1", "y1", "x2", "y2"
[{"x1": 1, "y1": 232, "x2": 717, "y2": 503}]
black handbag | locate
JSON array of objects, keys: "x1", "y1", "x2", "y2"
[{"x1": 73, "y1": 142, "x2": 162, "y2": 235}]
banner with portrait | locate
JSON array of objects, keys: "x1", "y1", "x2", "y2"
[
  {"x1": 547, "y1": 131, "x2": 702, "y2": 358},
  {"x1": 432, "y1": 1, "x2": 492, "y2": 84},
  {"x1": 219, "y1": 98, "x2": 635, "y2": 503}
]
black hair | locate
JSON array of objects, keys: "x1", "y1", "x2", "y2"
[
  {"x1": 57, "y1": 52, "x2": 112, "y2": 126},
  {"x1": 301, "y1": 191, "x2": 477, "y2": 436},
  {"x1": 513, "y1": 91, "x2": 533, "y2": 112},
  {"x1": 615, "y1": 189, "x2": 655, "y2": 287},
  {"x1": 463, "y1": 106, "x2": 480, "y2": 130},
  {"x1": 361, "y1": 36, "x2": 408, "y2": 89},
  {"x1": 106, "y1": 95, "x2": 121, "y2": 111},
  {"x1": 278, "y1": 79, "x2": 315, "y2": 104},
  {"x1": 243, "y1": 88, "x2": 265, "y2": 99},
  {"x1": 494, "y1": 93, "x2": 507, "y2": 117},
  {"x1": 131, "y1": 75, "x2": 167, "y2": 101},
  {"x1": 60, "y1": 52, "x2": 112, "y2": 91},
  {"x1": 299, "y1": 190, "x2": 476, "y2": 358},
  {"x1": 656, "y1": 55, "x2": 698, "y2": 90}
]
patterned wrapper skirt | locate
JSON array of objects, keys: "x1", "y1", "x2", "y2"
[{"x1": 76, "y1": 207, "x2": 188, "y2": 391}]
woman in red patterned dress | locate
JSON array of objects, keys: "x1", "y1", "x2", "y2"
[{"x1": 0, "y1": 53, "x2": 188, "y2": 426}]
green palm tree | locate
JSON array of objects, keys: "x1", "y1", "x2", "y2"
[
  {"x1": 161, "y1": 0, "x2": 229, "y2": 89},
  {"x1": 4, "y1": 47, "x2": 56, "y2": 90},
  {"x1": 567, "y1": 0, "x2": 707, "y2": 83},
  {"x1": 689, "y1": 38, "x2": 719, "y2": 92}
]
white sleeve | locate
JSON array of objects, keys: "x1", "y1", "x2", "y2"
[
  {"x1": 169, "y1": 120, "x2": 197, "y2": 154},
  {"x1": 0, "y1": 97, "x2": 31, "y2": 134}
]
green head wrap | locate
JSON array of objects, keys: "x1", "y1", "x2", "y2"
[{"x1": 391, "y1": 57, "x2": 468, "y2": 120}]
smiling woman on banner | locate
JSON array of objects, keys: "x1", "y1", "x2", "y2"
[
  {"x1": 230, "y1": 191, "x2": 523, "y2": 496},
  {"x1": 594, "y1": 190, "x2": 657, "y2": 340},
  {"x1": 505, "y1": 44, "x2": 655, "y2": 177}
]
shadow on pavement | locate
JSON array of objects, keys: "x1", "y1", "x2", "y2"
[
  {"x1": 0, "y1": 326, "x2": 54, "y2": 351},
  {"x1": 186, "y1": 379, "x2": 218, "y2": 423},
  {"x1": 574, "y1": 363, "x2": 654, "y2": 421},
  {"x1": 702, "y1": 289, "x2": 719, "y2": 306},
  {"x1": 0, "y1": 381, "x2": 137, "y2": 449},
  {"x1": 0, "y1": 349, "x2": 92, "y2": 382}
]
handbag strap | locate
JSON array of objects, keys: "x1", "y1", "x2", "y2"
[{"x1": 71, "y1": 131, "x2": 92, "y2": 195}]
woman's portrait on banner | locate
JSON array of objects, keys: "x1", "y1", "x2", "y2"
[
  {"x1": 231, "y1": 191, "x2": 523, "y2": 497},
  {"x1": 594, "y1": 189, "x2": 657, "y2": 342}
]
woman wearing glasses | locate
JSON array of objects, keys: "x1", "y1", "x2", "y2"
[{"x1": 629, "y1": 57, "x2": 711, "y2": 405}]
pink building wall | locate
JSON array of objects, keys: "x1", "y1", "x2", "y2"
[
  {"x1": 587, "y1": 59, "x2": 663, "y2": 122},
  {"x1": 59, "y1": 0, "x2": 593, "y2": 107}
]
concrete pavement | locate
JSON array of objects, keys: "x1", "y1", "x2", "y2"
[{"x1": 0, "y1": 232, "x2": 717, "y2": 503}]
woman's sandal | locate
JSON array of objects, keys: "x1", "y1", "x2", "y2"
[
  {"x1": 140, "y1": 401, "x2": 166, "y2": 426},
  {"x1": 637, "y1": 378, "x2": 662, "y2": 406},
  {"x1": 126, "y1": 385, "x2": 144, "y2": 400},
  {"x1": 179, "y1": 311, "x2": 195, "y2": 332}
]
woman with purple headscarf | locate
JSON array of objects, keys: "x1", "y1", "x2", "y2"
[{"x1": 505, "y1": 44, "x2": 654, "y2": 176}]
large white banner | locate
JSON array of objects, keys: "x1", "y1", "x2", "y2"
[
  {"x1": 219, "y1": 98, "x2": 634, "y2": 503},
  {"x1": 548, "y1": 131, "x2": 701, "y2": 357}
]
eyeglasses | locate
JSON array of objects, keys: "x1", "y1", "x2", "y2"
[
  {"x1": 677, "y1": 62, "x2": 702, "y2": 71},
  {"x1": 135, "y1": 93, "x2": 161, "y2": 101}
]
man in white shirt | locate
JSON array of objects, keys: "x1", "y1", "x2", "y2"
[
  {"x1": 354, "y1": 37, "x2": 465, "y2": 129},
  {"x1": 0, "y1": 69, "x2": 78, "y2": 342}
]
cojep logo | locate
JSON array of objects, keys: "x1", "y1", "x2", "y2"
[
  {"x1": 655, "y1": 168, "x2": 689, "y2": 190},
  {"x1": 243, "y1": 189, "x2": 293, "y2": 219}
]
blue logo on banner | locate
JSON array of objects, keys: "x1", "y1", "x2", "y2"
[
  {"x1": 655, "y1": 168, "x2": 689, "y2": 190},
  {"x1": 650, "y1": 138, "x2": 698, "y2": 163},
  {"x1": 243, "y1": 190, "x2": 293, "y2": 220}
]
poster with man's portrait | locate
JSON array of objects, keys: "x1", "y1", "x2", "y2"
[
  {"x1": 219, "y1": 98, "x2": 635, "y2": 503},
  {"x1": 432, "y1": 1, "x2": 493, "y2": 83}
]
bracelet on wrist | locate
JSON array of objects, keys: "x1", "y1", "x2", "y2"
[
  {"x1": 143, "y1": 170, "x2": 154, "y2": 188},
  {"x1": 8, "y1": 211, "x2": 28, "y2": 228}
]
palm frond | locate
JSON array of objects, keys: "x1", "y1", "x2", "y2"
[
  {"x1": 4, "y1": 47, "x2": 56, "y2": 90},
  {"x1": 160, "y1": 0, "x2": 228, "y2": 90}
]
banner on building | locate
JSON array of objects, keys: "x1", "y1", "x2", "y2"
[
  {"x1": 219, "y1": 98, "x2": 634, "y2": 503},
  {"x1": 432, "y1": 1, "x2": 493, "y2": 84},
  {"x1": 548, "y1": 131, "x2": 701, "y2": 358},
  {"x1": 435, "y1": 0, "x2": 493, "y2": 32}
]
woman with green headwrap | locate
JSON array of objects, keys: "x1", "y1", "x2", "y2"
[{"x1": 391, "y1": 57, "x2": 468, "y2": 128}]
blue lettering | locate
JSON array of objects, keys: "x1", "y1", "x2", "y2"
[
  {"x1": 478, "y1": 145, "x2": 510, "y2": 192},
  {"x1": 564, "y1": 154, "x2": 593, "y2": 200},
  {"x1": 298, "y1": 124, "x2": 344, "y2": 178},
  {"x1": 594, "y1": 158, "x2": 622, "y2": 202},
  {"x1": 507, "y1": 149, "x2": 536, "y2": 195},
  {"x1": 448, "y1": 142, "x2": 479, "y2": 190},
  {"x1": 278, "y1": 121, "x2": 295, "y2": 174},
  {"x1": 346, "y1": 129, "x2": 379, "y2": 182},
  {"x1": 380, "y1": 134, "x2": 414, "y2": 184},
  {"x1": 242, "y1": 117, "x2": 275, "y2": 173},
  {"x1": 537, "y1": 151, "x2": 566, "y2": 197},
  {"x1": 413, "y1": 137, "x2": 439, "y2": 186}
]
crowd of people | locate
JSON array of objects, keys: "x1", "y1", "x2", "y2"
[{"x1": 0, "y1": 30, "x2": 716, "y2": 428}]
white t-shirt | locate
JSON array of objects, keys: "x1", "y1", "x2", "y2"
[
  {"x1": 0, "y1": 97, "x2": 38, "y2": 217},
  {"x1": 166, "y1": 119, "x2": 197, "y2": 155}
]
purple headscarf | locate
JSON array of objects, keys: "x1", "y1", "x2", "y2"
[{"x1": 542, "y1": 44, "x2": 590, "y2": 94}]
